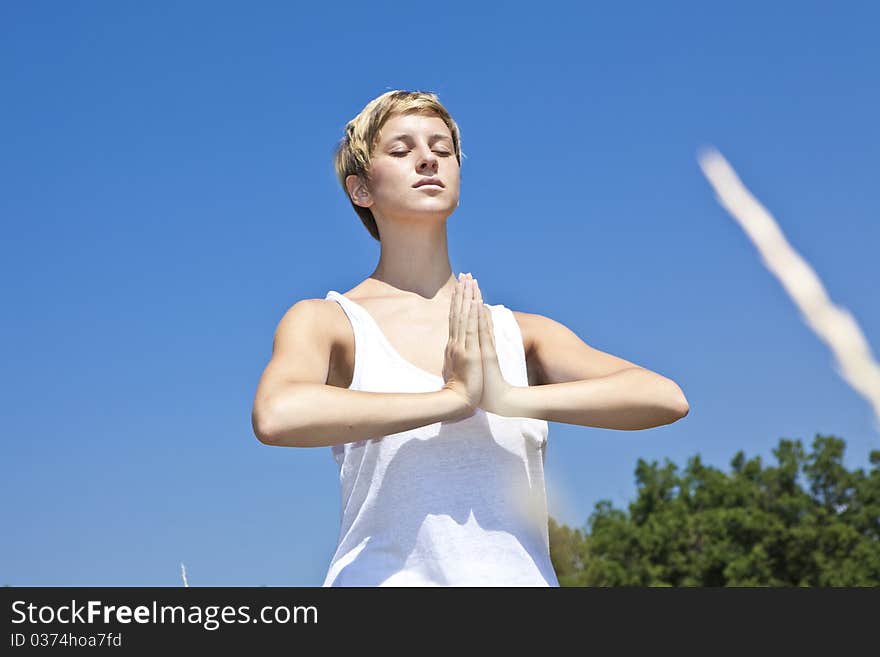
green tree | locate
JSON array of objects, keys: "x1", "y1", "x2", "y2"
[{"x1": 548, "y1": 434, "x2": 880, "y2": 586}]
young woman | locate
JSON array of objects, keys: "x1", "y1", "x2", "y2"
[{"x1": 251, "y1": 90, "x2": 689, "y2": 586}]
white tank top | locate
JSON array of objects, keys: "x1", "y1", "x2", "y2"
[{"x1": 321, "y1": 289, "x2": 559, "y2": 587}]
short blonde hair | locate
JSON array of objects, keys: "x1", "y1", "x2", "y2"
[{"x1": 333, "y1": 90, "x2": 463, "y2": 242}]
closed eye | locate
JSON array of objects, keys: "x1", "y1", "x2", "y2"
[{"x1": 390, "y1": 150, "x2": 452, "y2": 156}]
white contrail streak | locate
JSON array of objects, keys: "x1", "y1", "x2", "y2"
[
  {"x1": 180, "y1": 561, "x2": 189, "y2": 587},
  {"x1": 697, "y1": 147, "x2": 880, "y2": 433}
]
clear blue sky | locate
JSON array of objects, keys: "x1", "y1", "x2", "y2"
[{"x1": 2, "y1": 1, "x2": 878, "y2": 586}]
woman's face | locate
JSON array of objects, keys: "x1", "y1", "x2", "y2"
[{"x1": 349, "y1": 112, "x2": 460, "y2": 224}]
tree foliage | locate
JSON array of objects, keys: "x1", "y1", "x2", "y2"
[{"x1": 549, "y1": 434, "x2": 880, "y2": 586}]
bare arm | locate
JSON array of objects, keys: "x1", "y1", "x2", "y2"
[
  {"x1": 502, "y1": 367, "x2": 688, "y2": 430},
  {"x1": 501, "y1": 310, "x2": 689, "y2": 430},
  {"x1": 261, "y1": 383, "x2": 468, "y2": 448},
  {"x1": 251, "y1": 299, "x2": 472, "y2": 448}
]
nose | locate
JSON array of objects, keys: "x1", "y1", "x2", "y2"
[{"x1": 416, "y1": 145, "x2": 438, "y2": 172}]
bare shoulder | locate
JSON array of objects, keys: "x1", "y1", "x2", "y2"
[
  {"x1": 270, "y1": 298, "x2": 350, "y2": 380},
  {"x1": 253, "y1": 298, "x2": 342, "y2": 431},
  {"x1": 276, "y1": 298, "x2": 345, "y2": 346}
]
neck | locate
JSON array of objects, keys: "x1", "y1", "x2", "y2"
[{"x1": 369, "y1": 222, "x2": 457, "y2": 300}]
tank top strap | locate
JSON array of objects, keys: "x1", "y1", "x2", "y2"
[
  {"x1": 487, "y1": 303, "x2": 530, "y2": 389},
  {"x1": 325, "y1": 290, "x2": 366, "y2": 327},
  {"x1": 325, "y1": 290, "x2": 371, "y2": 391},
  {"x1": 489, "y1": 303, "x2": 549, "y2": 454}
]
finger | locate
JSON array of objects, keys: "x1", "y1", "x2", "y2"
[
  {"x1": 485, "y1": 303, "x2": 496, "y2": 349},
  {"x1": 455, "y1": 274, "x2": 467, "y2": 343},
  {"x1": 480, "y1": 303, "x2": 498, "y2": 358},
  {"x1": 458, "y1": 276, "x2": 472, "y2": 347},
  {"x1": 450, "y1": 275, "x2": 461, "y2": 343},
  {"x1": 455, "y1": 274, "x2": 467, "y2": 344},
  {"x1": 472, "y1": 279, "x2": 484, "y2": 348},
  {"x1": 466, "y1": 280, "x2": 479, "y2": 352},
  {"x1": 475, "y1": 282, "x2": 490, "y2": 346}
]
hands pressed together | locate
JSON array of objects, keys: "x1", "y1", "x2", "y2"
[{"x1": 442, "y1": 272, "x2": 512, "y2": 417}]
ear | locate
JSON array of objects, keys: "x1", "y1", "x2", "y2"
[{"x1": 345, "y1": 174, "x2": 373, "y2": 208}]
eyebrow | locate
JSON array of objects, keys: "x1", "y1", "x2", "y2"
[{"x1": 385, "y1": 133, "x2": 453, "y2": 145}]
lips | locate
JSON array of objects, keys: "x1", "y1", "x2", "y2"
[{"x1": 413, "y1": 178, "x2": 444, "y2": 188}]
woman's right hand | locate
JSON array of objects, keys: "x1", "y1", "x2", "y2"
[{"x1": 442, "y1": 272, "x2": 483, "y2": 417}]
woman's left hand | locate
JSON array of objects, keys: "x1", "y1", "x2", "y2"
[{"x1": 470, "y1": 275, "x2": 514, "y2": 416}]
